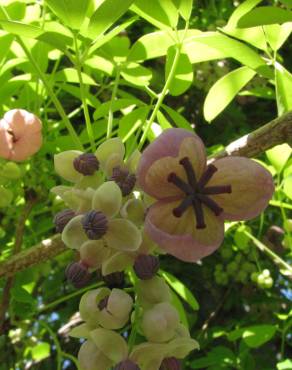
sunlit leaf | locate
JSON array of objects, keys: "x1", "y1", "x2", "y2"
[
  {"x1": 275, "y1": 63, "x2": 292, "y2": 115},
  {"x1": 204, "y1": 66, "x2": 256, "y2": 122},
  {"x1": 238, "y1": 6, "x2": 292, "y2": 28},
  {"x1": 266, "y1": 144, "x2": 292, "y2": 173}
]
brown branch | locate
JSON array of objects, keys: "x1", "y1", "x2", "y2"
[
  {"x1": 0, "y1": 111, "x2": 291, "y2": 283},
  {"x1": 0, "y1": 234, "x2": 66, "y2": 279},
  {"x1": 211, "y1": 110, "x2": 292, "y2": 160},
  {"x1": 0, "y1": 194, "x2": 38, "y2": 333}
]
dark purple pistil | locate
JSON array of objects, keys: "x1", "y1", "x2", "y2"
[{"x1": 167, "y1": 157, "x2": 231, "y2": 229}]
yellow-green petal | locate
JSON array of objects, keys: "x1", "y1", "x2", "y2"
[
  {"x1": 90, "y1": 328, "x2": 128, "y2": 363},
  {"x1": 92, "y1": 181, "x2": 122, "y2": 218},
  {"x1": 54, "y1": 150, "x2": 83, "y2": 183},
  {"x1": 105, "y1": 218, "x2": 142, "y2": 252},
  {"x1": 95, "y1": 138, "x2": 125, "y2": 171},
  {"x1": 62, "y1": 215, "x2": 88, "y2": 250}
]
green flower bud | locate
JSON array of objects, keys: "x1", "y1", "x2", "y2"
[
  {"x1": 0, "y1": 186, "x2": 13, "y2": 207},
  {"x1": 1, "y1": 162, "x2": 21, "y2": 179},
  {"x1": 141, "y1": 302, "x2": 180, "y2": 343},
  {"x1": 137, "y1": 276, "x2": 171, "y2": 308}
]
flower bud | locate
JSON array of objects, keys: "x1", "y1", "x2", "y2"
[
  {"x1": 54, "y1": 209, "x2": 76, "y2": 233},
  {"x1": 0, "y1": 186, "x2": 13, "y2": 207},
  {"x1": 73, "y1": 153, "x2": 99, "y2": 176},
  {"x1": 134, "y1": 254, "x2": 160, "y2": 280},
  {"x1": 141, "y1": 302, "x2": 180, "y2": 342},
  {"x1": 111, "y1": 166, "x2": 136, "y2": 196},
  {"x1": 114, "y1": 359, "x2": 141, "y2": 370},
  {"x1": 82, "y1": 210, "x2": 108, "y2": 239},
  {"x1": 160, "y1": 357, "x2": 181, "y2": 370},
  {"x1": 65, "y1": 262, "x2": 91, "y2": 288},
  {"x1": 1, "y1": 162, "x2": 21, "y2": 179},
  {"x1": 103, "y1": 271, "x2": 125, "y2": 288}
]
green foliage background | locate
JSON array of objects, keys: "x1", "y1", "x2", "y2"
[{"x1": 0, "y1": 0, "x2": 291, "y2": 369}]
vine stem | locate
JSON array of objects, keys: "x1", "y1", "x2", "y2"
[
  {"x1": 244, "y1": 230, "x2": 292, "y2": 276},
  {"x1": 18, "y1": 38, "x2": 84, "y2": 150},
  {"x1": 107, "y1": 66, "x2": 121, "y2": 139},
  {"x1": 39, "y1": 320, "x2": 62, "y2": 370},
  {"x1": 138, "y1": 45, "x2": 181, "y2": 150},
  {"x1": 73, "y1": 33, "x2": 95, "y2": 151},
  {"x1": 138, "y1": 22, "x2": 189, "y2": 150}
]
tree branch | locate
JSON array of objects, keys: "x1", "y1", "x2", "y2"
[
  {"x1": 211, "y1": 110, "x2": 292, "y2": 160},
  {"x1": 0, "y1": 111, "x2": 291, "y2": 280},
  {"x1": 0, "y1": 234, "x2": 66, "y2": 279}
]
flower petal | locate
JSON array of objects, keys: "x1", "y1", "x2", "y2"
[
  {"x1": 208, "y1": 157, "x2": 274, "y2": 221},
  {"x1": 95, "y1": 138, "x2": 125, "y2": 173},
  {"x1": 69, "y1": 323, "x2": 91, "y2": 339},
  {"x1": 92, "y1": 181, "x2": 122, "y2": 218},
  {"x1": 145, "y1": 200, "x2": 224, "y2": 262},
  {"x1": 54, "y1": 150, "x2": 83, "y2": 183},
  {"x1": 90, "y1": 328, "x2": 128, "y2": 363},
  {"x1": 105, "y1": 218, "x2": 142, "y2": 252},
  {"x1": 80, "y1": 240, "x2": 110, "y2": 269},
  {"x1": 62, "y1": 215, "x2": 88, "y2": 249},
  {"x1": 137, "y1": 128, "x2": 206, "y2": 199},
  {"x1": 102, "y1": 251, "x2": 134, "y2": 275},
  {"x1": 0, "y1": 120, "x2": 12, "y2": 160},
  {"x1": 130, "y1": 342, "x2": 165, "y2": 370},
  {"x1": 166, "y1": 337, "x2": 199, "y2": 359},
  {"x1": 78, "y1": 340, "x2": 112, "y2": 370}
]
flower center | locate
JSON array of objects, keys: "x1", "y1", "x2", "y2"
[{"x1": 167, "y1": 157, "x2": 232, "y2": 229}]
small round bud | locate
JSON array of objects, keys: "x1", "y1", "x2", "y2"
[
  {"x1": 114, "y1": 359, "x2": 140, "y2": 370},
  {"x1": 134, "y1": 254, "x2": 160, "y2": 280},
  {"x1": 160, "y1": 357, "x2": 182, "y2": 370},
  {"x1": 65, "y1": 262, "x2": 91, "y2": 288},
  {"x1": 73, "y1": 153, "x2": 99, "y2": 176},
  {"x1": 82, "y1": 210, "x2": 108, "y2": 239},
  {"x1": 54, "y1": 209, "x2": 76, "y2": 233},
  {"x1": 111, "y1": 166, "x2": 136, "y2": 196},
  {"x1": 103, "y1": 271, "x2": 125, "y2": 288}
]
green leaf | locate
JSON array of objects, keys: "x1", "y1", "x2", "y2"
[
  {"x1": 184, "y1": 32, "x2": 272, "y2": 78},
  {"x1": 45, "y1": 0, "x2": 91, "y2": 29},
  {"x1": 263, "y1": 23, "x2": 292, "y2": 51},
  {"x1": 277, "y1": 359, "x2": 292, "y2": 370},
  {"x1": 275, "y1": 63, "x2": 292, "y2": 115},
  {"x1": 157, "y1": 111, "x2": 172, "y2": 130},
  {"x1": 131, "y1": 0, "x2": 178, "y2": 30},
  {"x1": 242, "y1": 325, "x2": 277, "y2": 348},
  {"x1": 266, "y1": 144, "x2": 292, "y2": 173},
  {"x1": 128, "y1": 29, "x2": 201, "y2": 62},
  {"x1": 161, "y1": 104, "x2": 193, "y2": 130},
  {"x1": 160, "y1": 270, "x2": 199, "y2": 310},
  {"x1": 94, "y1": 98, "x2": 143, "y2": 120},
  {"x1": 11, "y1": 286, "x2": 35, "y2": 304},
  {"x1": 87, "y1": 0, "x2": 134, "y2": 39},
  {"x1": 173, "y1": 0, "x2": 193, "y2": 21},
  {"x1": 225, "y1": 0, "x2": 263, "y2": 30},
  {"x1": 279, "y1": 0, "x2": 292, "y2": 9},
  {"x1": 190, "y1": 346, "x2": 236, "y2": 369},
  {"x1": 238, "y1": 6, "x2": 292, "y2": 28},
  {"x1": 31, "y1": 342, "x2": 50, "y2": 361},
  {"x1": 54, "y1": 68, "x2": 96, "y2": 85},
  {"x1": 85, "y1": 55, "x2": 114, "y2": 76},
  {"x1": 204, "y1": 66, "x2": 256, "y2": 122},
  {"x1": 0, "y1": 20, "x2": 43, "y2": 38},
  {"x1": 121, "y1": 63, "x2": 152, "y2": 87},
  {"x1": 119, "y1": 106, "x2": 149, "y2": 142},
  {"x1": 166, "y1": 47, "x2": 193, "y2": 96},
  {"x1": 87, "y1": 16, "x2": 137, "y2": 55},
  {"x1": 283, "y1": 175, "x2": 292, "y2": 200}
]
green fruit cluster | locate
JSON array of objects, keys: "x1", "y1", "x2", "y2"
[{"x1": 251, "y1": 269, "x2": 274, "y2": 289}]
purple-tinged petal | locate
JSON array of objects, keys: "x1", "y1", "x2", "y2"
[
  {"x1": 208, "y1": 157, "x2": 274, "y2": 221},
  {"x1": 145, "y1": 201, "x2": 224, "y2": 262},
  {"x1": 137, "y1": 128, "x2": 206, "y2": 199}
]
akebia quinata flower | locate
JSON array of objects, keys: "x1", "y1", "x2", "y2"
[
  {"x1": 0, "y1": 109, "x2": 42, "y2": 161},
  {"x1": 137, "y1": 128, "x2": 274, "y2": 262}
]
